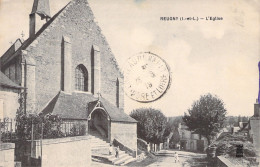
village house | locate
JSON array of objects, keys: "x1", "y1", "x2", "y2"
[
  {"x1": 178, "y1": 123, "x2": 208, "y2": 152},
  {"x1": 0, "y1": 70, "x2": 23, "y2": 123},
  {"x1": 0, "y1": 0, "x2": 137, "y2": 162}
]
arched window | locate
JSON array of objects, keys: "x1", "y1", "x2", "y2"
[{"x1": 75, "y1": 64, "x2": 88, "y2": 91}]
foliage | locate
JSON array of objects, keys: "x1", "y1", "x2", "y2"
[
  {"x1": 15, "y1": 92, "x2": 87, "y2": 140},
  {"x1": 163, "y1": 116, "x2": 183, "y2": 138},
  {"x1": 79, "y1": 124, "x2": 87, "y2": 136},
  {"x1": 130, "y1": 108, "x2": 167, "y2": 144},
  {"x1": 169, "y1": 127, "x2": 180, "y2": 148},
  {"x1": 16, "y1": 111, "x2": 64, "y2": 140},
  {"x1": 69, "y1": 123, "x2": 87, "y2": 136},
  {"x1": 213, "y1": 133, "x2": 258, "y2": 165},
  {"x1": 183, "y1": 93, "x2": 227, "y2": 144}
]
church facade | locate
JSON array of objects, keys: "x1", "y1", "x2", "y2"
[{"x1": 0, "y1": 0, "x2": 137, "y2": 152}]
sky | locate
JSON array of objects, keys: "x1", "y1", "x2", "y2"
[{"x1": 0, "y1": 0, "x2": 259, "y2": 117}]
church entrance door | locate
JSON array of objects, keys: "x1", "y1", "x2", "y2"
[{"x1": 88, "y1": 108, "x2": 110, "y2": 140}]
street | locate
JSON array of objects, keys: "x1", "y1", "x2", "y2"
[
  {"x1": 148, "y1": 150, "x2": 207, "y2": 167},
  {"x1": 91, "y1": 150, "x2": 208, "y2": 167}
]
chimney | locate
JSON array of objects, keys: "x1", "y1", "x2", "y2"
[
  {"x1": 254, "y1": 101, "x2": 260, "y2": 117},
  {"x1": 29, "y1": 0, "x2": 51, "y2": 37}
]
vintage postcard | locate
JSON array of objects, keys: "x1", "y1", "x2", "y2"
[{"x1": 0, "y1": 0, "x2": 259, "y2": 166}]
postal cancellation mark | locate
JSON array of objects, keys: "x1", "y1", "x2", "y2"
[{"x1": 124, "y1": 52, "x2": 171, "y2": 103}]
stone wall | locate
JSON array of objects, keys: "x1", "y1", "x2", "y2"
[
  {"x1": 217, "y1": 156, "x2": 240, "y2": 167},
  {"x1": 0, "y1": 143, "x2": 15, "y2": 167},
  {"x1": 31, "y1": 136, "x2": 91, "y2": 167},
  {"x1": 22, "y1": 0, "x2": 124, "y2": 113},
  {"x1": 137, "y1": 138, "x2": 149, "y2": 151},
  {"x1": 249, "y1": 118, "x2": 260, "y2": 157},
  {"x1": 110, "y1": 122, "x2": 137, "y2": 153}
]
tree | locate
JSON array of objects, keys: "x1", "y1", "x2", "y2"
[
  {"x1": 169, "y1": 127, "x2": 180, "y2": 148},
  {"x1": 182, "y1": 93, "x2": 227, "y2": 145},
  {"x1": 227, "y1": 116, "x2": 236, "y2": 126},
  {"x1": 163, "y1": 116, "x2": 183, "y2": 138},
  {"x1": 242, "y1": 116, "x2": 248, "y2": 122},
  {"x1": 130, "y1": 108, "x2": 167, "y2": 144},
  {"x1": 238, "y1": 115, "x2": 241, "y2": 123}
]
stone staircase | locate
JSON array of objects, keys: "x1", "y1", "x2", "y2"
[{"x1": 90, "y1": 130, "x2": 135, "y2": 166}]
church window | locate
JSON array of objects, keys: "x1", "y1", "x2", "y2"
[{"x1": 75, "y1": 65, "x2": 88, "y2": 91}]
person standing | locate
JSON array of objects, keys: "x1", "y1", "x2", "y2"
[
  {"x1": 115, "y1": 146, "x2": 119, "y2": 158},
  {"x1": 174, "y1": 152, "x2": 180, "y2": 163}
]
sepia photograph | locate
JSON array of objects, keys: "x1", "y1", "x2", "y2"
[{"x1": 0, "y1": 0, "x2": 259, "y2": 166}]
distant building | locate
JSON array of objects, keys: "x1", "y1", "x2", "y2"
[
  {"x1": 248, "y1": 99, "x2": 260, "y2": 157},
  {"x1": 178, "y1": 123, "x2": 208, "y2": 152}
]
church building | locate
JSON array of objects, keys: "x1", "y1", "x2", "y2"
[{"x1": 0, "y1": 0, "x2": 137, "y2": 153}]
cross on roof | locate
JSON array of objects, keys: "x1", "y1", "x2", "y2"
[
  {"x1": 21, "y1": 31, "x2": 25, "y2": 38},
  {"x1": 97, "y1": 92, "x2": 102, "y2": 100}
]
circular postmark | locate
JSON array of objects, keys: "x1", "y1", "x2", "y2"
[{"x1": 124, "y1": 52, "x2": 171, "y2": 103}]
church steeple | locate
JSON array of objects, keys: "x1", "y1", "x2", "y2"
[
  {"x1": 29, "y1": 0, "x2": 51, "y2": 37},
  {"x1": 31, "y1": 0, "x2": 51, "y2": 18}
]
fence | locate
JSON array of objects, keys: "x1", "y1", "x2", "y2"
[
  {"x1": 0, "y1": 118, "x2": 87, "y2": 143},
  {"x1": 0, "y1": 118, "x2": 16, "y2": 143},
  {"x1": 28, "y1": 121, "x2": 87, "y2": 140},
  {"x1": 60, "y1": 121, "x2": 87, "y2": 137}
]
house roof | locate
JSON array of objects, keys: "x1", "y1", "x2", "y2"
[
  {"x1": 98, "y1": 98, "x2": 137, "y2": 123},
  {"x1": 40, "y1": 91, "x2": 137, "y2": 123},
  {"x1": 0, "y1": 71, "x2": 23, "y2": 89}
]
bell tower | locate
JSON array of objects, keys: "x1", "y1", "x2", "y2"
[{"x1": 29, "y1": 0, "x2": 51, "y2": 37}]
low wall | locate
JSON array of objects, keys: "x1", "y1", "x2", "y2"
[
  {"x1": 0, "y1": 143, "x2": 15, "y2": 167},
  {"x1": 110, "y1": 122, "x2": 137, "y2": 153},
  {"x1": 113, "y1": 139, "x2": 136, "y2": 157},
  {"x1": 32, "y1": 136, "x2": 91, "y2": 167},
  {"x1": 137, "y1": 138, "x2": 149, "y2": 152},
  {"x1": 217, "y1": 156, "x2": 244, "y2": 167}
]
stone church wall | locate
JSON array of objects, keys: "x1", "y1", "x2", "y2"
[
  {"x1": 24, "y1": 0, "x2": 124, "y2": 113},
  {"x1": 110, "y1": 122, "x2": 137, "y2": 152}
]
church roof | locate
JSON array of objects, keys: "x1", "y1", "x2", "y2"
[
  {"x1": 31, "y1": 0, "x2": 51, "y2": 18},
  {"x1": 0, "y1": 71, "x2": 23, "y2": 89},
  {"x1": 1, "y1": 0, "x2": 123, "y2": 77},
  {"x1": 96, "y1": 98, "x2": 137, "y2": 123},
  {"x1": 0, "y1": 2, "x2": 70, "y2": 67},
  {"x1": 40, "y1": 91, "x2": 137, "y2": 123}
]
